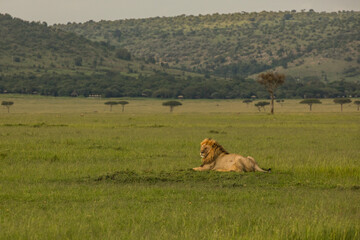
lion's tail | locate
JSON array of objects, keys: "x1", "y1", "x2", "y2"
[
  {"x1": 248, "y1": 156, "x2": 271, "y2": 173},
  {"x1": 255, "y1": 165, "x2": 271, "y2": 173}
]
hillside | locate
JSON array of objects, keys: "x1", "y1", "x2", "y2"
[
  {"x1": 56, "y1": 11, "x2": 360, "y2": 82},
  {"x1": 0, "y1": 13, "x2": 214, "y2": 97},
  {"x1": 0, "y1": 13, "x2": 359, "y2": 99},
  {"x1": 0, "y1": 14, "x2": 120, "y2": 75}
]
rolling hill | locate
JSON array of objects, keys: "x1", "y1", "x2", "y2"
[
  {"x1": 0, "y1": 12, "x2": 359, "y2": 98},
  {"x1": 0, "y1": 13, "x2": 214, "y2": 97},
  {"x1": 56, "y1": 11, "x2": 360, "y2": 82}
]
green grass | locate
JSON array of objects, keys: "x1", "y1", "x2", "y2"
[{"x1": 0, "y1": 96, "x2": 359, "y2": 239}]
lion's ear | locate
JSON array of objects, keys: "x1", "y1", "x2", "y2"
[{"x1": 201, "y1": 138, "x2": 210, "y2": 146}]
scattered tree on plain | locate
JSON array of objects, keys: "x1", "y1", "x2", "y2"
[
  {"x1": 254, "y1": 101, "x2": 270, "y2": 112},
  {"x1": 333, "y1": 98, "x2": 352, "y2": 112},
  {"x1": 242, "y1": 99, "x2": 253, "y2": 107},
  {"x1": 1, "y1": 101, "x2": 14, "y2": 113},
  {"x1": 354, "y1": 100, "x2": 360, "y2": 111},
  {"x1": 276, "y1": 99, "x2": 285, "y2": 106},
  {"x1": 257, "y1": 72, "x2": 285, "y2": 114},
  {"x1": 118, "y1": 101, "x2": 129, "y2": 112},
  {"x1": 162, "y1": 101, "x2": 182, "y2": 112},
  {"x1": 299, "y1": 99, "x2": 322, "y2": 111},
  {"x1": 104, "y1": 101, "x2": 118, "y2": 112}
]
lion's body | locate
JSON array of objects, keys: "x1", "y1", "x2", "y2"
[{"x1": 193, "y1": 138, "x2": 269, "y2": 173}]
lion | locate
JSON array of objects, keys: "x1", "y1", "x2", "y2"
[{"x1": 192, "y1": 138, "x2": 270, "y2": 173}]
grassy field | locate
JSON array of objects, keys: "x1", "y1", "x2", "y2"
[{"x1": 0, "y1": 95, "x2": 359, "y2": 239}]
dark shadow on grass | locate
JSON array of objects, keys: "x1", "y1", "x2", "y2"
[
  {"x1": 94, "y1": 170, "x2": 360, "y2": 190},
  {"x1": 2, "y1": 122, "x2": 68, "y2": 127},
  {"x1": 95, "y1": 169, "x2": 295, "y2": 188}
]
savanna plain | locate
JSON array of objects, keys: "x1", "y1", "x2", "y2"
[{"x1": 0, "y1": 95, "x2": 359, "y2": 239}]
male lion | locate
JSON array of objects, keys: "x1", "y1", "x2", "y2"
[{"x1": 192, "y1": 138, "x2": 270, "y2": 172}]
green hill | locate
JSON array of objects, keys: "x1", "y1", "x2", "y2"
[
  {"x1": 55, "y1": 11, "x2": 360, "y2": 82},
  {"x1": 0, "y1": 14, "x2": 121, "y2": 76},
  {"x1": 0, "y1": 14, "x2": 214, "y2": 97},
  {"x1": 0, "y1": 13, "x2": 359, "y2": 99}
]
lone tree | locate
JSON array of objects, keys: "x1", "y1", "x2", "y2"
[
  {"x1": 104, "y1": 101, "x2": 118, "y2": 112},
  {"x1": 242, "y1": 99, "x2": 253, "y2": 107},
  {"x1": 333, "y1": 98, "x2": 352, "y2": 112},
  {"x1": 300, "y1": 99, "x2": 322, "y2": 111},
  {"x1": 254, "y1": 101, "x2": 270, "y2": 112},
  {"x1": 276, "y1": 99, "x2": 285, "y2": 106},
  {"x1": 118, "y1": 101, "x2": 129, "y2": 112},
  {"x1": 257, "y1": 72, "x2": 285, "y2": 114},
  {"x1": 354, "y1": 100, "x2": 360, "y2": 111},
  {"x1": 162, "y1": 101, "x2": 182, "y2": 112},
  {"x1": 1, "y1": 101, "x2": 14, "y2": 113}
]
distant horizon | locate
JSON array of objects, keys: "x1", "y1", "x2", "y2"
[
  {"x1": 2, "y1": 9, "x2": 360, "y2": 26},
  {"x1": 2, "y1": 0, "x2": 360, "y2": 25}
]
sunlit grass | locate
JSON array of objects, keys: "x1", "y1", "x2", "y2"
[{"x1": 0, "y1": 96, "x2": 359, "y2": 239}]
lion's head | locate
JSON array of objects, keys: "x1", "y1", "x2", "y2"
[{"x1": 200, "y1": 138, "x2": 229, "y2": 165}]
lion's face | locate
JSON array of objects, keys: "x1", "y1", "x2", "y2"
[
  {"x1": 199, "y1": 138, "x2": 229, "y2": 165},
  {"x1": 200, "y1": 144, "x2": 211, "y2": 159}
]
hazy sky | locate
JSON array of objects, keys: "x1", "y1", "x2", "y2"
[{"x1": 1, "y1": 0, "x2": 360, "y2": 24}]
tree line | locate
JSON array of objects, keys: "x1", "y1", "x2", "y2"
[
  {"x1": 4, "y1": 98, "x2": 359, "y2": 114},
  {"x1": 0, "y1": 72, "x2": 359, "y2": 99}
]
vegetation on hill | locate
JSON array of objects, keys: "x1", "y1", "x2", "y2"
[
  {"x1": 0, "y1": 14, "x2": 117, "y2": 74},
  {"x1": 0, "y1": 13, "x2": 360, "y2": 98},
  {"x1": 55, "y1": 11, "x2": 360, "y2": 82},
  {"x1": 0, "y1": 14, "x2": 208, "y2": 97}
]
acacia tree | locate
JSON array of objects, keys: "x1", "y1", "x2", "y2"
[
  {"x1": 354, "y1": 100, "x2": 360, "y2": 111},
  {"x1": 254, "y1": 101, "x2": 270, "y2": 112},
  {"x1": 104, "y1": 101, "x2": 118, "y2": 112},
  {"x1": 162, "y1": 101, "x2": 182, "y2": 112},
  {"x1": 276, "y1": 99, "x2": 285, "y2": 106},
  {"x1": 118, "y1": 101, "x2": 129, "y2": 112},
  {"x1": 333, "y1": 98, "x2": 352, "y2": 112},
  {"x1": 242, "y1": 99, "x2": 253, "y2": 107},
  {"x1": 300, "y1": 99, "x2": 322, "y2": 111},
  {"x1": 257, "y1": 72, "x2": 285, "y2": 114},
  {"x1": 1, "y1": 101, "x2": 14, "y2": 113}
]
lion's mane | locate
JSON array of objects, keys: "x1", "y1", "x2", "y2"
[{"x1": 200, "y1": 138, "x2": 229, "y2": 165}]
